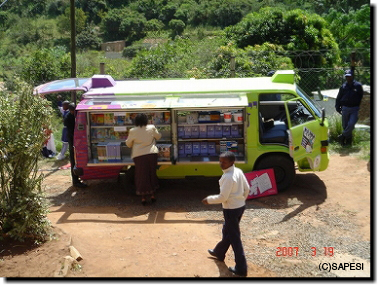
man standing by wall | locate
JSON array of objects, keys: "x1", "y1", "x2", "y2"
[
  {"x1": 202, "y1": 151, "x2": 250, "y2": 277},
  {"x1": 335, "y1": 69, "x2": 364, "y2": 146}
]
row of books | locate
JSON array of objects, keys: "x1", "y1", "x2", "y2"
[
  {"x1": 96, "y1": 142, "x2": 171, "y2": 162},
  {"x1": 178, "y1": 141, "x2": 239, "y2": 157},
  {"x1": 91, "y1": 128, "x2": 129, "y2": 141},
  {"x1": 91, "y1": 112, "x2": 171, "y2": 126},
  {"x1": 178, "y1": 125, "x2": 242, "y2": 139},
  {"x1": 97, "y1": 142, "x2": 122, "y2": 162}
]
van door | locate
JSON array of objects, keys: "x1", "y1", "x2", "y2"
[{"x1": 284, "y1": 98, "x2": 324, "y2": 171}]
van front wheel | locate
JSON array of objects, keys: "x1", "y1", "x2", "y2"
[{"x1": 254, "y1": 155, "x2": 295, "y2": 192}]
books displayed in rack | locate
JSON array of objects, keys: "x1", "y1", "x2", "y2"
[
  {"x1": 147, "y1": 112, "x2": 171, "y2": 125},
  {"x1": 91, "y1": 127, "x2": 129, "y2": 141},
  {"x1": 156, "y1": 144, "x2": 172, "y2": 161},
  {"x1": 92, "y1": 112, "x2": 170, "y2": 126},
  {"x1": 96, "y1": 142, "x2": 122, "y2": 162},
  {"x1": 104, "y1": 113, "x2": 114, "y2": 126},
  {"x1": 91, "y1": 114, "x2": 104, "y2": 126}
]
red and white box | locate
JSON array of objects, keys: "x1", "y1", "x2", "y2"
[{"x1": 245, "y1": 168, "x2": 278, "y2": 200}]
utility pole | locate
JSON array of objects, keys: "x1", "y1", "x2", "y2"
[
  {"x1": 350, "y1": 51, "x2": 356, "y2": 77},
  {"x1": 230, "y1": 56, "x2": 236, "y2": 78},
  {"x1": 70, "y1": 0, "x2": 77, "y2": 103}
]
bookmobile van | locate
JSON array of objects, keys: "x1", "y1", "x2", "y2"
[{"x1": 34, "y1": 70, "x2": 329, "y2": 191}]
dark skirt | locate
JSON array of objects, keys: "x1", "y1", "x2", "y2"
[
  {"x1": 61, "y1": 127, "x2": 68, "y2": 142},
  {"x1": 133, "y1": 153, "x2": 159, "y2": 196}
]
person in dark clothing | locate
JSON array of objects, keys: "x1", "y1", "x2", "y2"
[
  {"x1": 202, "y1": 152, "x2": 249, "y2": 277},
  {"x1": 335, "y1": 69, "x2": 364, "y2": 146},
  {"x1": 64, "y1": 103, "x2": 88, "y2": 188}
]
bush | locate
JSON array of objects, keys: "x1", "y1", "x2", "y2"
[
  {"x1": 327, "y1": 113, "x2": 343, "y2": 142},
  {"x1": 0, "y1": 82, "x2": 53, "y2": 242},
  {"x1": 328, "y1": 114, "x2": 370, "y2": 147}
]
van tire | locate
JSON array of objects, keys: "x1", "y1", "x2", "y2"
[{"x1": 254, "y1": 154, "x2": 295, "y2": 192}]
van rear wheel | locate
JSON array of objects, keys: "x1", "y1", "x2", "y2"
[{"x1": 254, "y1": 155, "x2": 295, "y2": 191}]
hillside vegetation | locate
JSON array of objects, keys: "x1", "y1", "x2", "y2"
[{"x1": 0, "y1": 0, "x2": 370, "y2": 88}]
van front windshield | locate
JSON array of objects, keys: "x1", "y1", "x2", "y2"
[{"x1": 296, "y1": 86, "x2": 323, "y2": 118}]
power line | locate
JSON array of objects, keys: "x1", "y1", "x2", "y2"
[{"x1": 0, "y1": 0, "x2": 10, "y2": 9}]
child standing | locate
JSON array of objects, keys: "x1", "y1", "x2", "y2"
[{"x1": 56, "y1": 101, "x2": 70, "y2": 160}]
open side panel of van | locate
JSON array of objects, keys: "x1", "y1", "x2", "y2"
[{"x1": 284, "y1": 98, "x2": 324, "y2": 171}]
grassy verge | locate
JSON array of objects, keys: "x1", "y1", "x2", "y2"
[{"x1": 328, "y1": 114, "x2": 370, "y2": 161}]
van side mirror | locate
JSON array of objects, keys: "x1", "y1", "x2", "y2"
[{"x1": 320, "y1": 108, "x2": 325, "y2": 126}]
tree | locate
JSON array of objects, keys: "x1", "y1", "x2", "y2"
[
  {"x1": 76, "y1": 25, "x2": 102, "y2": 51},
  {"x1": 325, "y1": 5, "x2": 370, "y2": 50},
  {"x1": 0, "y1": 83, "x2": 53, "y2": 242},
  {"x1": 57, "y1": 7, "x2": 87, "y2": 36},
  {"x1": 3, "y1": 0, "x2": 48, "y2": 17},
  {"x1": 21, "y1": 48, "x2": 70, "y2": 86},
  {"x1": 78, "y1": 0, "x2": 107, "y2": 24},
  {"x1": 46, "y1": 0, "x2": 70, "y2": 17},
  {"x1": 207, "y1": 42, "x2": 294, "y2": 78},
  {"x1": 101, "y1": 8, "x2": 147, "y2": 44},
  {"x1": 224, "y1": 7, "x2": 341, "y2": 68},
  {"x1": 169, "y1": 19, "x2": 185, "y2": 38}
]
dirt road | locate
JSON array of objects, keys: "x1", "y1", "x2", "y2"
[{"x1": 0, "y1": 154, "x2": 371, "y2": 278}]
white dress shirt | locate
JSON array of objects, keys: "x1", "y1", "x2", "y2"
[{"x1": 206, "y1": 165, "x2": 250, "y2": 209}]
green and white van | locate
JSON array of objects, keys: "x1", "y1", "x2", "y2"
[{"x1": 35, "y1": 70, "x2": 329, "y2": 191}]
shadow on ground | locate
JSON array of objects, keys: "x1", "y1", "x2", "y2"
[{"x1": 47, "y1": 172, "x2": 327, "y2": 225}]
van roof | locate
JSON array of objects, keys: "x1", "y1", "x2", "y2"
[
  {"x1": 83, "y1": 70, "x2": 296, "y2": 98},
  {"x1": 33, "y1": 70, "x2": 296, "y2": 97}
]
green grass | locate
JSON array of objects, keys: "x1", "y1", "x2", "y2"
[{"x1": 328, "y1": 114, "x2": 371, "y2": 161}]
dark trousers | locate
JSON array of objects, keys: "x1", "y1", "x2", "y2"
[
  {"x1": 341, "y1": 106, "x2": 359, "y2": 138},
  {"x1": 213, "y1": 205, "x2": 247, "y2": 273},
  {"x1": 68, "y1": 137, "x2": 80, "y2": 185}
]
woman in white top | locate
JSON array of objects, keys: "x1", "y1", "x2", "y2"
[{"x1": 126, "y1": 113, "x2": 162, "y2": 205}]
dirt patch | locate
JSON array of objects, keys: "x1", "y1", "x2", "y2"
[{"x1": 0, "y1": 154, "x2": 371, "y2": 278}]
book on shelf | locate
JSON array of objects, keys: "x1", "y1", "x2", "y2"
[
  {"x1": 91, "y1": 114, "x2": 104, "y2": 126},
  {"x1": 156, "y1": 144, "x2": 171, "y2": 161},
  {"x1": 104, "y1": 113, "x2": 114, "y2": 126},
  {"x1": 97, "y1": 142, "x2": 108, "y2": 161},
  {"x1": 96, "y1": 142, "x2": 122, "y2": 162},
  {"x1": 114, "y1": 113, "x2": 126, "y2": 126}
]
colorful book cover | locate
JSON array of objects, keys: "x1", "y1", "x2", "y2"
[
  {"x1": 115, "y1": 115, "x2": 125, "y2": 126},
  {"x1": 104, "y1": 113, "x2": 114, "y2": 126},
  {"x1": 97, "y1": 142, "x2": 108, "y2": 161},
  {"x1": 96, "y1": 114, "x2": 104, "y2": 125}
]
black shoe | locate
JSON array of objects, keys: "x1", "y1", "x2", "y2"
[
  {"x1": 141, "y1": 200, "x2": 147, "y2": 206},
  {"x1": 345, "y1": 137, "x2": 352, "y2": 147},
  {"x1": 338, "y1": 134, "x2": 346, "y2": 146},
  {"x1": 207, "y1": 249, "x2": 224, "y2": 262},
  {"x1": 151, "y1": 197, "x2": 156, "y2": 203},
  {"x1": 74, "y1": 182, "x2": 88, "y2": 188},
  {"x1": 228, "y1": 266, "x2": 247, "y2": 277}
]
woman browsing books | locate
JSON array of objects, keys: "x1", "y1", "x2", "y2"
[{"x1": 126, "y1": 113, "x2": 162, "y2": 205}]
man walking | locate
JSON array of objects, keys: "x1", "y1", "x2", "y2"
[
  {"x1": 202, "y1": 151, "x2": 249, "y2": 277},
  {"x1": 335, "y1": 69, "x2": 364, "y2": 146}
]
